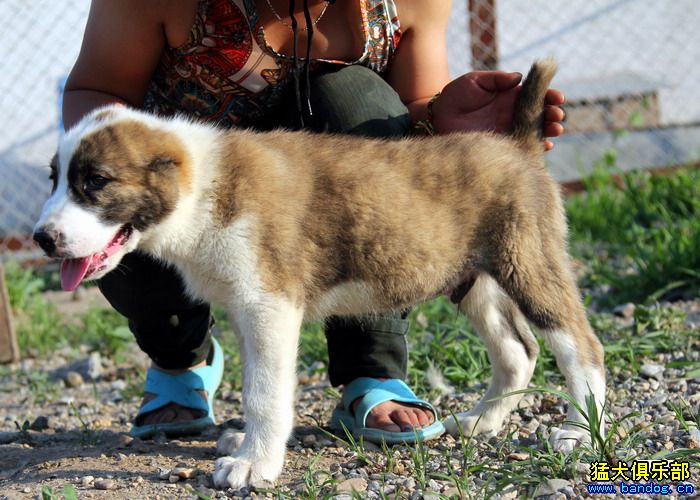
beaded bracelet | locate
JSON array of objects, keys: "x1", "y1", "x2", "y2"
[{"x1": 413, "y1": 92, "x2": 442, "y2": 136}]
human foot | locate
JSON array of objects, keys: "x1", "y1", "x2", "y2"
[
  {"x1": 130, "y1": 338, "x2": 224, "y2": 437},
  {"x1": 351, "y1": 396, "x2": 434, "y2": 432},
  {"x1": 134, "y1": 361, "x2": 208, "y2": 426},
  {"x1": 332, "y1": 378, "x2": 444, "y2": 443}
]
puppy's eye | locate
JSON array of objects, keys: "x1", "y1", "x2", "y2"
[{"x1": 84, "y1": 174, "x2": 110, "y2": 191}]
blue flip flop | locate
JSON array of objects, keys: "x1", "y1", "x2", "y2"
[
  {"x1": 330, "y1": 377, "x2": 445, "y2": 444},
  {"x1": 130, "y1": 337, "x2": 224, "y2": 438}
]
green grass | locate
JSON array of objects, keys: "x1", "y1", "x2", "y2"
[
  {"x1": 566, "y1": 155, "x2": 700, "y2": 304},
  {"x1": 4, "y1": 260, "x2": 130, "y2": 358}
]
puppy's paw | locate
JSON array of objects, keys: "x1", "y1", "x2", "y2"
[
  {"x1": 549, "y1": 426, "x2": 588, "y2": 452},
  {"x1": 213, "y1": 454, "x2": 282, "y2": 489},
  {"x1": 443, "y1": 411, "x2": 503, "y2": 438},
  {"x1": 217, "y1": 429, "x2": 246, "y2": 455}
]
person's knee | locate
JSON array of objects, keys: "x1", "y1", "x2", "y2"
[{"x1": 309, "y1": 65, "x2": 410, "y2": 137}]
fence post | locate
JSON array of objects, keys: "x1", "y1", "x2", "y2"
[
  {"x1": 468, "y1": 0, "x2": 499, "y2": 70},
  {"x1": 0, "y1": 264, "x2": 19, "y2": 363}
]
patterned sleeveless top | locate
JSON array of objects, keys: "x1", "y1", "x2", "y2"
[{"x1": 143, "y1": 0, "x2": 402, "y2": 128}]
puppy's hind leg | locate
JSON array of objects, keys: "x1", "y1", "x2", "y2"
[
  {"x1": 444, "y1": 273, "x2": 540, "y2": 438},
  {"x1": 494, "y1": 235, "x2": 606, "y2": 452},
  {"x1": 213, "y1": 298, "x2": 303, "y2": 489}
]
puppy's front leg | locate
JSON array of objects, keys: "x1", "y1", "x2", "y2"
[{"x1": 213, "y1": 299, "x2": 303, "y2": 489}]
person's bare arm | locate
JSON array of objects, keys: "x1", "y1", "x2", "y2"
[
  {"x1": 388, "y1": 0, "x2": 565, "y2": 148},
  {"x1": 63, "y1": 0, "x2": 194, "y2": 129},
  {"x1": 385, "y1": 0, "x2": 452, "y2": 123}
]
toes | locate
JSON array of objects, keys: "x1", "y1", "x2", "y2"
[
  {"x1": 417, "y1": 407, "x2": 434, "y2": 426},
  {"x1": 213, "y1": 454, "x2": 283, "y2": 489},
  {"x1": 214, "y1": 456, "x2": 250, "y2": 489},
  {"x1": 366, "y1": 409, "x2": 401, "y2": 432},
  {"x1": 443, "y1": 412, "x2": 502, "y2": 437},
  {"x1": 391, "y1": 409, "x2": 418, "y2": 432},
  {"x1": 392, "y1": 406, "x2": 434, "y2": 430}
]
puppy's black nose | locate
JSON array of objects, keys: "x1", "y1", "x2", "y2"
[{"x1": 33, "y1": 228, "x2": 58, "y2": 257}]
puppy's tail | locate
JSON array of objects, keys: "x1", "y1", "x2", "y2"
[{"x1": 511, "y1": 58, "x2": 557, "y2": 154}]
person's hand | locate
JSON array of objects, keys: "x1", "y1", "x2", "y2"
[{"x1": 431, "y1": 71, "x2": 565, "y2": 150}]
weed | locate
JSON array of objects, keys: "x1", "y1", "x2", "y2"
[
  {"x1": 69, "y1": 401, "x2": 100, "y2": 446},
  {"x1": 667, "y1": 398, "x2": 700, "y2": 432},
  {"x1": 40, "y1": 484, "x2": 78, "y2": 500},
  {"x1": 317, "y1": 421, "x2": 374, "y2": 467},
  {"x1": 299, "y1": 455, "x2": 337, "y2": 499}
]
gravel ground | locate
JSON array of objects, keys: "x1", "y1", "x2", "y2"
[{"x1": 2, "y1": 297, "x2": 700, "y2": 499}]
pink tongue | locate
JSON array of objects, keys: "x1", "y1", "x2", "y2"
[{"x1": 60, "y1": 256, "x2": 93, "y2": 291}]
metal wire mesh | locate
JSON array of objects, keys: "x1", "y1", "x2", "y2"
[
  {"x1": 0, "y1": 0, "x2": 89, "y2": 261},
  {"x1": 1, "y1": 0, "x2": 699, "y2": 260},
  {"x1": 454, "y1": 0, "x2": 700, "y2": 183}
]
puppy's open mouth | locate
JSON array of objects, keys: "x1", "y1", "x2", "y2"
[{"x1": 60, "y1": 225, "x2": 133, "y2": 291}]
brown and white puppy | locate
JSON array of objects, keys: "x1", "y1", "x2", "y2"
[{"x1": 34, "y1": 60, "x2": 605, "y2": 489}]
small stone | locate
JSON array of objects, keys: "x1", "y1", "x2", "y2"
[
  {"x1": 640, "y1": 364, "x2": 664, "y2": 380},
  {"x1": 688, "y1": 427, "x2": 700, "y2": 447},
  {"x1": 157, "y1": 468, "x2": 171, "y2": 480},
  {"x1": 362, "y1": 441, "x2": 382, "y2": 452},
  {"x1": 94, "y1": 479, "x2": 116, "y2": 490},
  {"x1": 576, "y1": 462, "x2": 590, "y2": 475},
  {"x1": 525, "y1": 418, "x2": 540, "y2": 433},
  {"x1": 22, "y1": 487, "x2": 31, "y2": 493},
  {"x1": 172, "y1": 466, "x2": 198, "y2": 479},
  {"x1": 64, "y1": 371, "x2": 84, "y2": 388},
  {"x1": 402, "y1": 477, "x2": 416, "y2": 490},
  {"x1": 508, "y1": 452, "x2": 530, "y2": 461},
  {"x1": 93, "y1": 418, "x2": 112, "y2": 428},
  {"x1": 301, "y1": 434, "x2": 316, "y2": 447},
  {"x1": 336, "y1": 477, "x2": 368, "y2": 493},
  {"x1": 118, "y1": 434, "x2": 134, "y2": 447},
  {"x1": 29, "y1": 416, "x2": 51, "y2": 431},
  {"x1": 560, "y1": 486, "x2": 575, "y2": 498},
  {"x1": 613, "y1": 302, "x2": 635, "y2": 318},
  {"x1": 442, "y1": 487, "x2": 463, "y2": 498},
  {"x1": 168, "y1": 474, "x2": 180, "y2": 483},
  {"x1": 197, "y1": 487, "x2": 217, "y2": 498},
  {"x1": 82, "y1": 475, "x2": 95, "y2": 486},
  {"x1": 427, "y1": 479, "x2": 441, "y2": 491},
  {"x1": 111, "y1": 379, "x2": 127, "y2": 391},
  {"x1": 534, "y1": 479, "x2": 572, "y2": 497}
]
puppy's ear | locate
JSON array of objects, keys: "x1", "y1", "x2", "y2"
[{"x1": 148, "y1": 156, "x2": 178, "y2": 172}]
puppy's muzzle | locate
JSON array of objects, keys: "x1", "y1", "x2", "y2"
[{"x1": 33, "y1": 225, "x2": 63, "y2": 257}]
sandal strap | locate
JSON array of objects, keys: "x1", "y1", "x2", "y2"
[
  {"x1": 137, "y1": 338, "x2": 224, "y2": 417},
  {"x1": 342, "y1": 377, "x2": 437, "y2": 429}
]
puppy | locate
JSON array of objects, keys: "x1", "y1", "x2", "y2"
[{"x1": 34, "y1": 60, "x2": 605, "y2": 488}]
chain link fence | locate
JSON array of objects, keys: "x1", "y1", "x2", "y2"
[
  {"x1": 0, "y1": 0, "x2": 89, "y2": 261},
  {"x1": 1, "y1": 0, "x2": 699, "y2": 260}
]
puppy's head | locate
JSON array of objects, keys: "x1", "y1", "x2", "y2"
[{"x1": 33, "y1": 105, "x2": 191, "y2": 291}]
